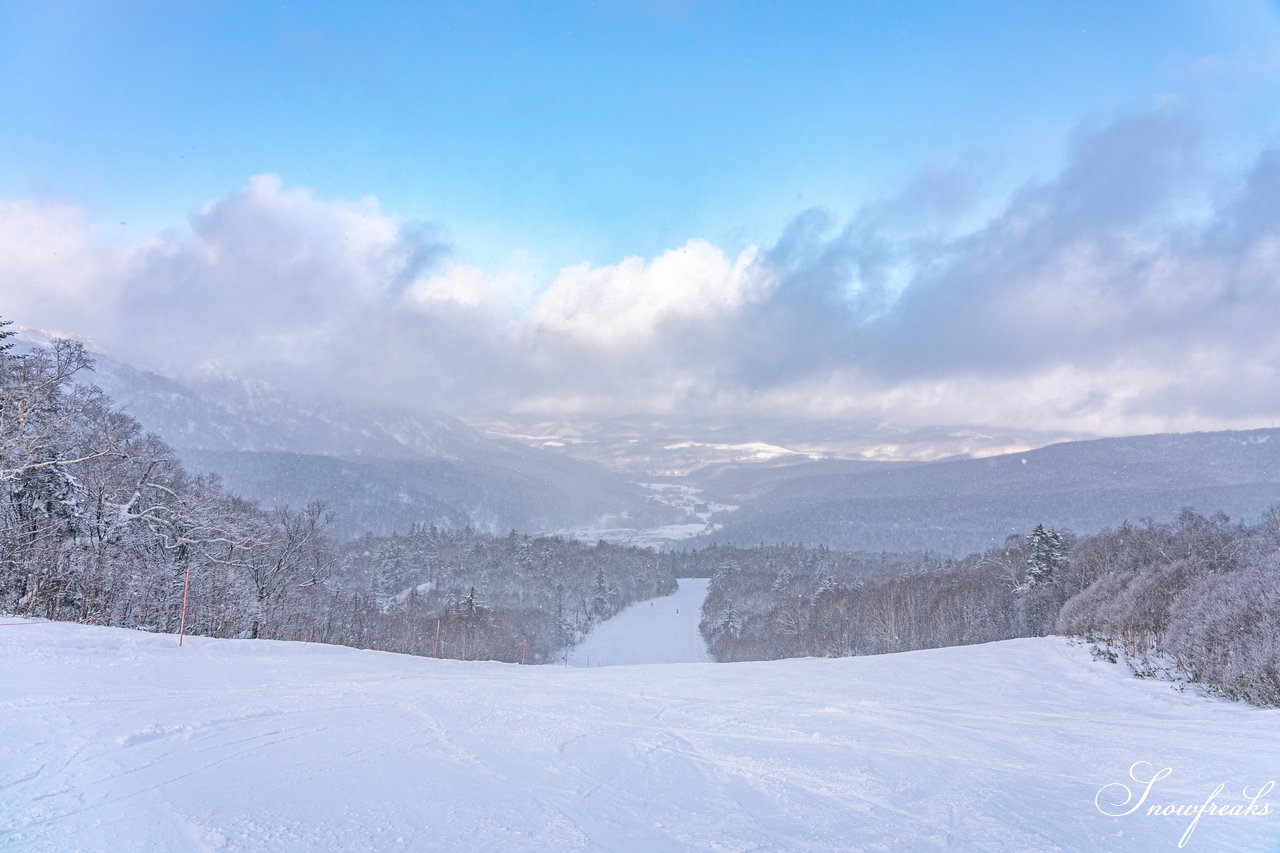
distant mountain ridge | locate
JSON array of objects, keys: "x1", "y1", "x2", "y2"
[
  {"x1": 464, "y1": 413, "x2": 1086, "y2": 475},
  {"x1": 81, "y1": 354, "x2": 681, "y2": 540},
  {"x1": 70, "y1": 349, "x2": 1280, "y2": 554},
  {"x1": 693, "y1": 429, "x2": 1280, "y2": 555},
  {"x1": 86, "y1": 356, "x2": 494, "y2": 461}
]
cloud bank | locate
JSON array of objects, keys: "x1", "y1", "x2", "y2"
[{"x1": 5, "y1": 109, "x2": 1280, "y2": 434}]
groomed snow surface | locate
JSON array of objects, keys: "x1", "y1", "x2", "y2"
[
  {"x1": 4, "y1": 612, "x2": 1280, "y2": 851},
  {"x1": 566, "y1": 578, "x2": 712, "y2": 666}
]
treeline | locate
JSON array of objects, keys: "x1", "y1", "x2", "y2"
[
  {"x1": 0, "y1": 328, "x2": 675, "y2": 662},
  {"x1": 0, "y1": 334, "x2": 334, "y2": 642},
  {"x1": 335, "y1": 527, "x2": 675, "y2": 662},
  {"x1": 1057, "y1": 509, "x2": 1279, "y2": 705},
  {"x1": 698, "y1": 512, "x2": 1280, "y2": 706},
  {"x1": 693, "y1": 543, "x2": 1018, "y2": 662}
]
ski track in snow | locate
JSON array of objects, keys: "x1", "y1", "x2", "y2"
[
  {"x1": 2, "y1": 622, "x2": 1279, "y2": 852},
  {"x1": 565, "y1": 578, "x2": 712, "y2": 667}
]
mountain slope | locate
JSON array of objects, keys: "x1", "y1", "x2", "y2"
[
  {"x1": 81, "y1": 353, "x2": 679, "y2": 538},
  {"x1": 3, "y1": 621, "x2": 1277, "y2": 852},
  {"x1": 698, "y1": 429, "x2": 1280, "y2": 554}
]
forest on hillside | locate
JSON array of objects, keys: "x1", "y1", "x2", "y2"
[
  {"x1": 3, "y1": 327, "x2": 1276, "y2": 704},
  {"x1": 694, "y1": 511, "x2": 1280, "y2": 705},
  {"x1": 0, "y1": 328, "x2": 674, "y2": 663}
]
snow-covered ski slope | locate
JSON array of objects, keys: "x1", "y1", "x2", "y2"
[
  {"x1": 566, "y1": 578, "x2": 712, "y2": 666},
  {"x1": 3, "y1": 624, "x2": 1279, "y2": 852}
]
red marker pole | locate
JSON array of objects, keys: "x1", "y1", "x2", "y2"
[{"x1": 177, "y1": 564, "x2": 192, "y2": 647}]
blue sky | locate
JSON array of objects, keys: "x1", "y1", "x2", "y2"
[
  {"x1": 5, "y1": 1, "x2": 1278, "y2": 270},
  {"x1": 4, "y1": 1, "x2": 1280, "y2": 431}
]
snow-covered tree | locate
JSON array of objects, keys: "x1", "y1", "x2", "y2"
[
  {"x1": 717, "y1": 606, "x2": 740, "y2": 636},
  {"x1": 0, "y1": 339, "x2": 113, "y2": 486},
  {"x1": 812, "y1": 568, "x2": 838, "y2": 600},
  {"x1": 771, "y1": 567, "x2": 793, "y2": 593},
  {"x1": 0, "y1": 318, "x2": 16, "y2": 359},
  {"x1": 1024, "y1": 524, "x2": 1066, "y2": 590},
  {"x1": 591, "y1": 565, "x2": 610, "y2": 618}
]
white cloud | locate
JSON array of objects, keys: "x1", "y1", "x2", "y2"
[
  {"x1": 407, "y1": 263, "x2": 530, "y2": 318},
  {"x1": 0, "y1": 198, "x2": 129, "y2": 336},
  {"x1": 527, "y1": 240, "x2": 768, "y2": 348},
  {"x1": 4, "y1": 109, "x2": 1280, "y2": 435}
]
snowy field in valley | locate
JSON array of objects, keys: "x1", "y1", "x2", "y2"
[
  {"x1": 565, "y1": 578, "x2": 712, "y2": 666},
  {"x1": 3, "y1": 621, "x2": 1279, "y2": 852},
  {"x1": 554, "y1": 484, "x2": 736, "y2": 549}
]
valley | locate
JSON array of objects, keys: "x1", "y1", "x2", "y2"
[{"x1": 78, "y1": 350, "x2": 1280, "y2": 556}]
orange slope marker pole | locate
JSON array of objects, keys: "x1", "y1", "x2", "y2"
[{"x1": 177, "y1": 564, "x2": 192, "y2": 647}]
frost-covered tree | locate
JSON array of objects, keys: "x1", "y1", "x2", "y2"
[
  {"x1": 553, "y1": 583, "x2": 574, "y2": 648},
  {"x1": 0, "y1": 339, "x2": 113, "y2": 486},
  {"x1": 591, "y1": 565, "x2": 611, "y2": 618},
  {"x1": 1023, "y1": 524, "x2": 1066, "y2": 590},
  {"x1": 459, "y1": 585, "x2": 481, "y2": 615},
  {"x1": 771, "y1": 567, "x2": 793, "y2": 593},
  {"x1": 812, "y1": 567, "x2": 838, "y2": 601},
  {"x1": 0, "y1": 317, "x2": 16, "y2": 359},
  {"x1": 373, "y1": 539, "x2": 410, "y2": 607}
]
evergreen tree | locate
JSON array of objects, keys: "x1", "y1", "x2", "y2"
[
  {"x1": 553, "y1": 583, "x2": 574, "y2": 647},
  {"x1": 591, "y1": 566, "x2": 610, "y2": 618},
  {"x1": 717, "y1": 606, "x2": 740, "y2": 636},
  {"x1": 372, "y1": 539, "x2": 409, "y2": 609},
  {"x1": 1024, "y1": 524, "x2": 1066, "y2": 590},
  {"x1": 0, "y1": 317, "x2": 16, "y2": 359},
  {"x1": 813, "y1": 568, "x2": 837, "y2": 601},
  {"x1": 710, "y1": 557, "x2": 739, "y2": 591},
  {"x1": 771, "y1": 567, "x2": 793, "y2": 593},
  {"x1": 460, "y1": 585, "x2": 481, "y2": 615}
]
